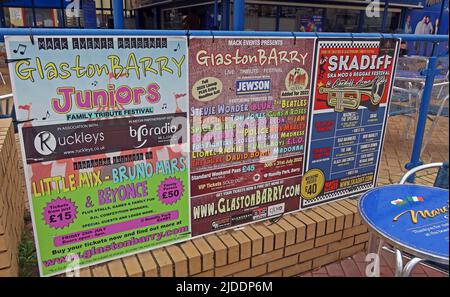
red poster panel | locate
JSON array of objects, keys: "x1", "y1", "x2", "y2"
[
  {"x1": 302, "y1": 38, "x2": 400, "y2": 209},
  {"x1": 189, "y1": 37, "x2": 316, "y2": 236}
]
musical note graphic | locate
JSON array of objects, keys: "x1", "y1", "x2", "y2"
[
  {"x1": 174, "y1": 43, "x2": 181, "y2": 52},
  {"x1": 41, "y1": 111, "x2": 50, "y2": 120},
  {"x1": 92, "y1": 81, "x2": 98, "y2": 86},
  {"x1": 13, "y1": 44, "x2": 27, "y2": 55},
  {"x1": 162, "y1": 103, "x2": 168, "y2": 110}
]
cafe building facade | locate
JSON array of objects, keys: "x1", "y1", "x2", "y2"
[
  {"x1": 0, "y1": 1, "x2": 447, "y2": 35},
  {"x1": 130, "y1": 0, "x2": 429, "y2": 33}
]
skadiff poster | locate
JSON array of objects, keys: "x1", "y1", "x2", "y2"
[{"x1": 302, "y1": 38, "x2": 400, "y2": 209}]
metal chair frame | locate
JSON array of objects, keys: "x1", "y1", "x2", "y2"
[{"x1": 368, "y1": 162, "x2": 449, "y2": 277}]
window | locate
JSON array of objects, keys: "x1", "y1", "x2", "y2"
[
  {"x1": 162, "y1": 4, "x2": 216, "y2": 30},
  {"x1": 162, "y1": 9, "x2": 184, "y2": 29},
  {"x1": 323, "y1": 8, "x2": 360, "y2": 32},
  {"x1": 35, "y1": 8, "x2": 61, "y2": 27},
  {"x1": 365, "y1": 11, "x2": 401, "y2": 33},
  {"x1": 95, "y1": 0, "x2": 114, "y2": 28},
  {"x1": 3, "y1": 7, "x2": 34, "y2": 27},
  {"x1": 243, "y1": 4, "x2": 276, "y2": 31},
  {"x1": 280, "y1": 7, "x2": 325, "y2": 32},
  {"x1": 64, "y1": 8, "x2": 84, "y2": 28}
]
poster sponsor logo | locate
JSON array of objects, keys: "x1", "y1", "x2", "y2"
[
  {"x1": 33, "y1": 130, "x2": 105, "y2": 156},
  {"x1": 235, "y1": 79, "x2": 271, "y2": 95},
  {"x1": 34, "y1": 131, "x2": 57, "y2": 156},
  {"x1": 285, "y1": 68, "x2": 308, "y2": 91},
  {"x1": 129, "y1": 122, "x2": 179, "y2": 148},
  {"x1": 211, "y1": 217, "x2": 230, "y2": 230},
  {"x1": 268, "y1": 202, "x2": 285, "y2": 217},
  {"x1": 252, "y1": 207, "x2": 268, "y2": 220}
]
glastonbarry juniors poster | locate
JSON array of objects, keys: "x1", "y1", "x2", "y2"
[
  {"x1": 189, "y1": 37, "x2": 316, "y2": 236},
  {"x1": 302, "y1": 38, "x2": 400, "y2": 209},
  {"x1": 5, "y1": 35, "x2": 190, "y2": 276}
]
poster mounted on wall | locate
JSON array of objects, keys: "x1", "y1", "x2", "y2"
[
  {"x1": 188, "y1": 36, "x2": 316, "y2": 236},
  {"x1": 301, "y1": 38, "x2": 400, "y2": 209},
  {"x1": 5, "y1": 35, "x2": 190, "y2": 276}
]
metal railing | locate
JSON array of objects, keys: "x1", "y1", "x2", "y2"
[{"x1": 0, "y1": 27, "x2": 448, "y2": 180}]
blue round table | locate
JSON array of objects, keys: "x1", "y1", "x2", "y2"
[{"x1": 358, "y1": 184, "x2": 449, "y2": 276}]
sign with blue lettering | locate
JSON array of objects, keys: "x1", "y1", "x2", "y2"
[
  {"x1": 301, "y1": 38, "x2": 400, "y2": 208},
  {"x1": 359, "y1": 184, "x2": 449, "y2": 263}
]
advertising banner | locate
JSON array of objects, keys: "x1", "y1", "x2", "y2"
[
  {"x1": 5, "y1": 35, "x2": 190, "y2": 276},
  {"x1": 188, "y1": 37, "x2": 316, "y2": 236},
  {"x1": 302, "y1": 38, "x2": 400, "y2": 209},
  {"x1": 4, "y1": 33, "x2": 402, "y2": 276}
]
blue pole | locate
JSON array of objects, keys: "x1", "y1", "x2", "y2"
[
  {"x1": 275, "y1": 5, "x2": 281, "y2": 31},
  {"x1": 156, "y1": 7, "x2": 161, "y2": 29},
  {"x1": 221, "y1": 0, "x2": 230, "y2": 30},
  {"x1": 357, "y1": 9, "x2": 365, "y2": 33},
  {"x1": 381, "y1": 0, "x2": 390, "y2": 32},
  {"x1": 233, "y1": 0, "x2": 245, "y2": 31},
  {"x1": 436, "y1": 0, "x2": 446, "y2": 34},
  {"x1": 0, "y1": 6, "x2": 4, "y2": 28},
  {"x1": 31, "y1": 0, "x2": 37, "y2": 27},
  {"x1": 399, "y1": 8, "x2": 407, "y2": 32},
  {"x1": 113, "y1": 0, "x2": 124, "y2": 29},
  {"x1": 405, "y1": 56, "x2": 439, "y2": 182},
  {"x1": 0, "y1": 7, "x2": 3, "y2": 42},
  {"x1": 214, "y1": 0, "x2": 218, "y2": 28},
  {"x1": 135, "y1": 9, "x2": 141, "y2": 29}
]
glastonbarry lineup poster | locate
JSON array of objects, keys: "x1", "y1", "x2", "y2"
[
  {"x1": 189, "y1": 37, "x2": 316, "y2": 236},
  {"x1": 5, "y1": 35, "x2": 190, "y2": 276},
  {"x1": 302, "y1": 38, "x2": 400, "y2": 209}
]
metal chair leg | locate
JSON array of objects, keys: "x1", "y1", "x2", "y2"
[
  {"x1": 402, "y1": 257, "x2": 423, "y2": 277},
  {"x1": 377, "y1": 239, "x2": 385, "y2": 257},
  {"x1": 367, "y1": 232, "x2": 380, "y2": 254},
  {"x1": 395, "y1": 249, "x2": 404, "y2": 277}
]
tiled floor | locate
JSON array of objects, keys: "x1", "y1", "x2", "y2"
[
  {"x1": 377, "y1": 114, "x2": 449, "y2": 186},
  {"x1": 301, "y1": 250, "x2": 447, "y2": 277}
]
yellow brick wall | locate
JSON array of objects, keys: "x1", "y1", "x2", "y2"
[{"x1": 0, "y1": 119, "x2": 25, "y2": 277}]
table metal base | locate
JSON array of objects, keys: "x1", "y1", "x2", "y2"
[{"x1": 368, "y1": 232, "x2": 424, "y2": 277}]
